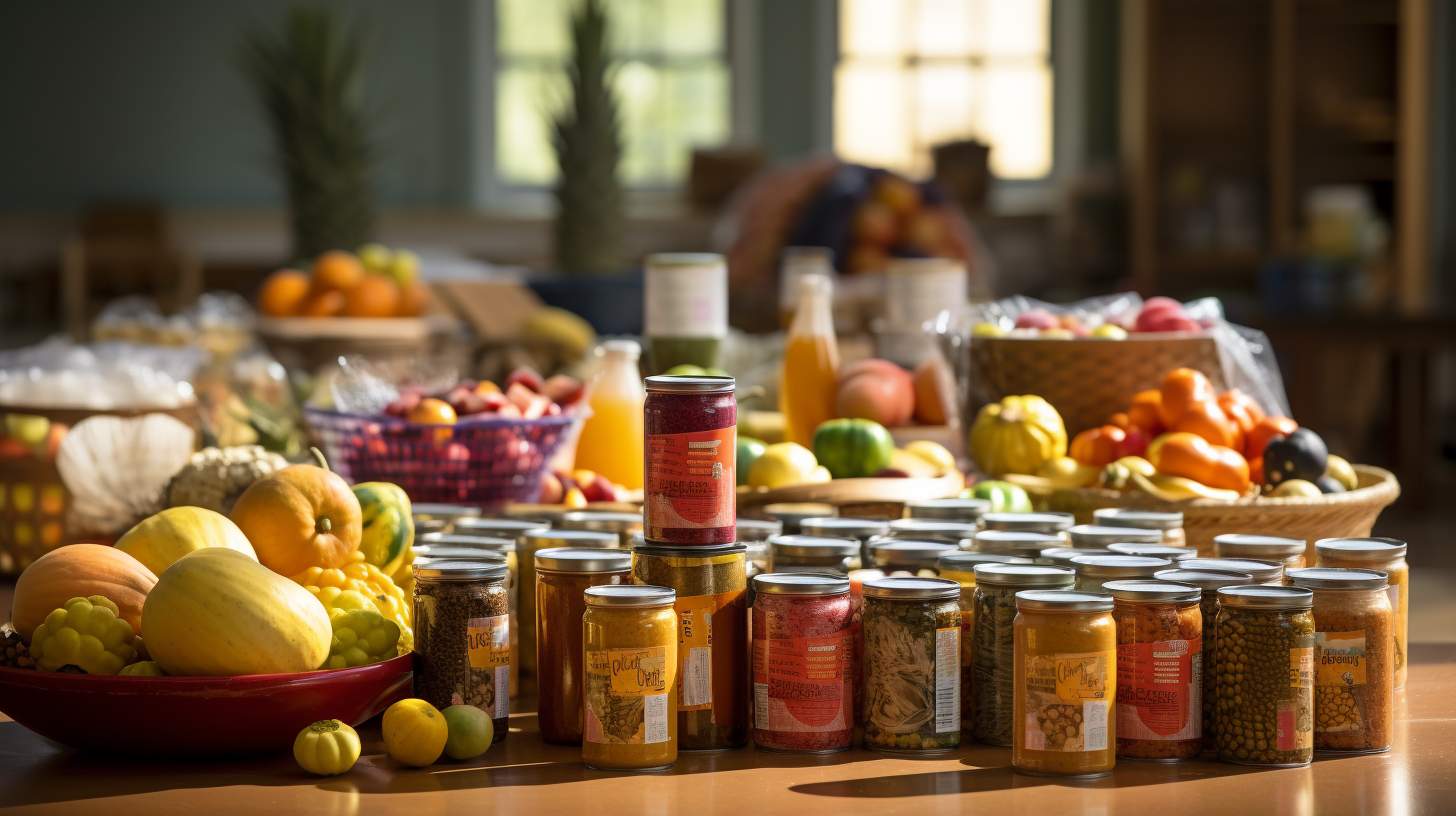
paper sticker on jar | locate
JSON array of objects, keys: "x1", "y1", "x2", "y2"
[
  {"x1": 585, "y1": 646, "x2": 671, "y2": 745},
  {"x1": 935, "y1": 626, "x2": 960, "y2": 734},
  {"x1": 1315, "y1": 631, "x2": 1367, "y2": 687},
  {"x1": 754, "y1": 630, "x2": 850, "y2": 733},
  {"x1": 1117, "y1": 638, "x2": 1201, "y2": 740},
  {"x1": 646, "y1": 427, "x2": 735, "y2": 533},
  {"x1": 676, "y1": 593, "x2": 723, "y2": 711},
  {"x1": 1024, "y1": 651, "x2": 1112, "y2": 752},
  {"x1": 1289, "y1": 645, "x2": 1314, "y2": 689},
  {"x1": 467, "y1": 615, "x2": 511, "y2": 719}
]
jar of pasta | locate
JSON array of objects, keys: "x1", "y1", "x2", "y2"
[
  {"x1": 519, "y1": 529, "x2": 620, "y2": 683},
  {"x1": 1213, "y1": 585, "x2": 1315, "y2": 767},
  {"x1": 1288, "y1": 567, "x2": 1394, "y2": 754},
  {"x1": 1107, "y1": 543, "x2": 1197, "y2": 561},
  {"x1": 979, "y1": 512, "x2": 1075, "y2": 538},
  {"x1": 1012, "y1": 590, "x2": 1117, "y2": 777},
  {"x1": 1093, "y1": 509, "x2": 1186, "y2": 549},
  {"x1": 1069, "y1": 524, "x2": 1164, "y2": 550},
  {"x1": 971, "y1": 564, "x2": 1076, "y2": 746},
  {"x1": 1071, "y1": 555, "x2": 1172, "y2": 592},
  {"x1": 413, "y1": 561, "x2": 511, "y2": 745},
  {"x1": 971, "y1": 530, "x2": 1062, "y2": 560},
  {"x1": 751, "y1": 573, "x2": 855, "y2": 753},
  {"x1": 631, "y1": 544, "x2": 749, "y2": 750},
  {"x1": 560, "y1": 510, "x2": 644, "y2": 549},
  {"x1": 1183, "y1": 557, "x2": 1284, "y2": 587},
  {"x1": 904, "y1": 498, "x2": 991, "y2": 524},
  {"x1": 1155, "y1": 567, "x2": 1255, "y2": 755},
  {"x1": 868, "y1": 539, "x2": 956, "y2": 576},
  {"x1": 861, "y1": 577, "x2": 962, "y2": 753},
  {"x1": 582, "y1": 585, "x2": 679, "y2": 770},
  {"x1": 938, "y1": 552, "x2": 1032, "y2": 734},
  {"x1": 769, "y1": 534, "x2": 861, "y2": 575},
  {"x1": 1038, "y1": 547, "x2": 1113, "y2": 570},
  {"x1": 1316, "y1": 537, "x2": 1408, "y2": 690},
  {"x1": 886, "y1": 518, "x2": 978, "y2": 546},
  {"x1": 535, "y1": 548, "x2": 633, "y2": 744},
  {"x1": 1214, "y1": 534, "x2": 1307, "y2": 571},
  {"x1": 1105, "y1": 580, "x2": 1203, "y2": 761}
]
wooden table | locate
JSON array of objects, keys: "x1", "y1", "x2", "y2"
[{"x1": 3, "y1": 643, "x2": 1454, "y2": 815}]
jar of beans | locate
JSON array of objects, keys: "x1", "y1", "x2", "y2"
[
  {"x1": 1214, "y1": 585, "x2": 1315, "y2": 767},
  {"x1": 751, "y1": 573, "x2": 855, "y2": 753},
  {"x1": 1183, "y1": 557, "x2": 1284, "y2": 587},
  {"x1": 1287, "y1": 568, "x2": 1394, "y2": 754},
  {"x1": 1093, "y1": 509, "x2": 1186, "y2": 549},
  {"x1": 971, "y1": 564, "x2": 1076, "y2": 746},
  {"x1": 861, "y1": 577, "x2": 963, "y2": 754},
  {"x1": 938, "y1": 552, "x2": 1032, "y2": 735},
  {"x1": 979, "y1": 512, "x2": 1074, "y2": 538},
  {"x1": 1068, "y1": 524, "x2": 1165, "y2": 550},
  {"x1": 972, "y1": 530, "x2": 1063, "y2": 560},
  {"x1": 1105, "y1": 580, "x2": 1203, "y2": 761},
  {"x1": 1316, "y1": 538, "x2": 1408, "y2": 690},
  {"x1": 904, "y1": 498, "x2": 991, "y2": 524},
  {"x1": 413, "y1": 561, "x2": 511, "y2": 745},
  {"x1": 1155, "y1": 567, "x2": 1256, "y2": 755},
  {"x1": 1214, "y1": 534, "x2": 1308, "y2": 571},
  {"x1": 1070, "y1": 555, "x2": 1172, "y2": 592}
]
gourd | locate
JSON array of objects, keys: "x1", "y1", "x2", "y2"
[
  {"x1": 811, "y1": 418, "x2": 895, "y2": 479},
  {"x1": 969, "y1": 395, "x2": 1067, "y2": 477},
  {"x1": 293, "y1": 552, "x2": 414, "y2": 650},
  {"x1": 115, "y1": 506, "x2": 258, "y2": 577},
  {"x1": 352, "y1": 482, "x2": 414, "y2": 581},
  {"x1": 141, "y1": 548, "x2": 332, "y2": 676},
  {"x1": 29, "y1": 595, "x2": 139, "y2": 674},
  {"x1": 11, "y1": 544, "x2": 157, "y2": 641},
  {"x1": 230, "y1": 463, "x2": 362, "y2": 577},
  {"x1": 294, "y1": 720, "x2": 362, "y2": 776}
]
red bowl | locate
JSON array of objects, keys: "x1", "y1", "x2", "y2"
[{"x1": 0, "y1": 654, "x2": 412, "y2": 756}]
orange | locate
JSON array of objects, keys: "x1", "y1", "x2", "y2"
[
  {"x1": 343, "y1": 275, "x2": 401, "y2": 318},
  {"x1": 229, "y1": 464, "x2": 363, "y2": 576},
  {"x1": 299, "y1": 289, "x2": 345, "y2": 317},
  {"x1": 258, "y1": 269, "x2": 311, "y2": 317},
  {"x1": 397, "y1": 280, "x2": 431, "y2": 317},
  {"x1": 312, "y1": 250, "x2": 365, "y2": 292},
  {"x1": 407, "y1": 398, "x2": 457, "y2": 426}
]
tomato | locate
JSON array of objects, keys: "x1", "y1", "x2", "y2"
[{"x1": 1069, "y1": 425, "x2": 1126, "y2": 467}]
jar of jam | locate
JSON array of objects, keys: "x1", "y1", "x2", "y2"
[
  {"x1": 1068, "y1": 524, "x2": 1165, "y2": 550},
  {"x1": 751, "y1": 573, "x2": 855, "y2": 753},
  {"x1": 904, "y1": 498, "x2": 991, "y2": 524},
  {"x1": 1107, "y1": 543, "x2": 1198, "y2": 561},
  {"x1": 1182, "y1": 557, "x2": 1284, "y2": 587},
  {"x1": 582, "y1": 585, "x2": 679, "y2": 770},
  {"x1": 1093, "y1": 508, "x2": 1186, "y2": 549},
  {"x1": 535, "y1": 548, "x2": 633, "y2": 744},
  {"x1": 1105, "y1": 580, "x2": 1203, "y2": 761},
  {"x1": 972, "y1": 529, "x2": 1062, "y2": 560},
  {"x1": 1315, "y1": 537, "x2": 1409, "y2": 689},
  {"x1": 413, "y1": 561, "x2": 511, "y2": 744},
  {"x1": 560, "y1": 510, "x2": 644, "y2": 549},
  {"x1": 768, "y1": 535, "x2": 861, "y2": 574},
  {"x1": 1155, "y1": 567, "x2": 1256, "y2": 755},
  {"x1": 1070, "y1": 555, "x2": 1173, "y2": 592},
  {"x1": 518, "y1": 529, "x2": 620, "y2": 683},
  {"x1": 643, "y1": 375, "x2": 736, "y2": 546},
  {"x1": 1214, "y1": 534, "x2": 1307, "y2": 570},
  {"x1": 979, "y1": 512, "x2": 1074, "y2": 537}
]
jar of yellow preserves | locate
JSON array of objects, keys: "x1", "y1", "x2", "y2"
[
  {"x1": 1316, "y1": 538, "x2": 1408, "y2": 690},
  {"x1": 582, "y1": 585, "x2": 679, "y2": 771},
  {"x1": 1012, "y1": 590, "x2": 1117, "y2": 778}
]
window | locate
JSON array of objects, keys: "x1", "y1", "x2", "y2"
[
  {"x1": 834, "y1": 0, "x2": 1053, "y2": 181},
  {"x1": 492, "y1": 0, "x2": 732, "y2": 188}
]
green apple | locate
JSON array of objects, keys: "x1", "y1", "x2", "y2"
[
  {"x1": 388, "y1": 249, "x2": 420, "y2": 286},
  {"x1": 663, "y1": 364, "x2": 707, "y2": 376},
  {"x1": 357, "y1": 243, "x2": 392, "y2": 275}
]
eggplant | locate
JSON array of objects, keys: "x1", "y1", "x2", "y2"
[{"x1": 1263, "y1": 428, "x2": 1329, "y2": 486}]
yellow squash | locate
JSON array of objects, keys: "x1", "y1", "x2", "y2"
[
  {"x1": 116, "y1": 506, "x2": 257, "y2": 577},
  {"x1": 969, "y1": 395, "x2": 1067, "y2": 477}
]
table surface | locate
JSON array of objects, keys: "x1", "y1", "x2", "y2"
[{"x1": 2, "y1": 643, "x2": 1454, "y2": 816}]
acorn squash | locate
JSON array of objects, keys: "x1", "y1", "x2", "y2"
[{"x1": 352, "y1": 482, "x2": 413, "y2": 580}]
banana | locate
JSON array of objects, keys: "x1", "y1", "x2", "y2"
[
  {"x1": 1130, "y1": 472, "x2": 1241, "y2": 503},
  {"x1": 1100, "y1": 456, "x2": 1157, "y2": 490}
]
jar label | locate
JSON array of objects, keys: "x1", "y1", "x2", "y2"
[
  {"x1": 645, "y1": 426, "x2": 735, "y2": 536},
  {"x1": 645, "y1": 260, "x2": 727, "y2": 338},
  {"x1": 1289, "y1": 645, "x2": 1314, "y2": 689},
  {"x1": 1315, "y1": 631, "x2": 1367, "y2": 686},
  {"x1": 1023, "y1": 651, "x2": 1112, "y2": 752},
  {"x1": 752, "y1": 629, "x2": 851, "y2": 733},
  {"x1": 467, "y1": 615, "x2": 511, "y2": 719},
  {"x1": 1116, "y1": 638, "x2": 1201, "y2": 740},
  {"x1": 1276, "y1": 696, "x2": 1314, "y2": 752},
  {"x1": 585, "y1": 646, "x2": 671, "y2": 745},
  {"x1": 934, "y1": 626, "x2": 960, "y2": 734},
  {"x1": 675, "y1": 592, "x2": 735, "y2": 711}
]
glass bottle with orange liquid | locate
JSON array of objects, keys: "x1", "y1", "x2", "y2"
[
  {"x1": 780, "y1": 273, "x2": 839, "y2": 446},
  {"x1": 573, "y1": 339, "x2": 646, "y2": 489}
]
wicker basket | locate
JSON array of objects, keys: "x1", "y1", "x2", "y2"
[
  {"x1": 1046, "y1": 465, "x2": 1400, "y2": 559},
  {"x1": 967, "y1": 333, "x2": 1225, "y2": 435}
]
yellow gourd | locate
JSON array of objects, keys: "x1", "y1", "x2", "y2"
[
  {"x1": 969, "y1": 395, "x2": 1067, "y2": 477},
  {"x1": 293, "y1": 552, "x2": 413, "y2": 650},
  {"x1": 116, "y1": 506, "x2": 257, "y2": 577},
  {"x1": 382, "y1": 698, "x2": 448, "y2": 767},
  {"x1": 294, "y1": 719, "x2": 362, "y2": 776}
]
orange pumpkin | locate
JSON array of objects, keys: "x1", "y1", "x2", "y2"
[
  {"x1": 1070, "y1": 425, "x2": 1127, "y2": 467},
  {"x1": 230, "y1": 464, "x2": 362, "y2": 576},
  {"x1": 1158, "y1": 368, "x2": 1217, "y2": 428},
  {"x1": 1245, "y1": 415, "x2": 1298, "y2": 462},
  {"x1": 1127, "y1": 389, "x2": 1165, "y2": 436},
  {"x1": 1150, "y1": 432, "x2": 1251, "y2": 493},
  {"x1": 1171, "y1": 399, "x2": 1242, "y2": 450},
  {"x1": 11, "y1": 543, "x2": 157, "y2": 640}
]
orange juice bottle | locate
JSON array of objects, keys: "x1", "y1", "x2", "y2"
[
  {"x1": 780, "y1": 273, "x2": 840, "y2": 446},
  {"x1": 574, "y1": 339, "x2": 646, "y2": 489}
]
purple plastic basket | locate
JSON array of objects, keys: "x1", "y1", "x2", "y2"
[{"x1": 304, "y1": 407, "x2": 579, "y2": 508}]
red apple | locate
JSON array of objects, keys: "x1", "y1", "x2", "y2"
[
  {"x1": 538, "y1": 471, "x2": 565, "y2": 503},
  {"x1": 1014, "y1": 309, "x2": 1059, "y2": 330},
  {"x1": 543, "y1": 375, "x2": 586, "y2": 407},
  {"x1": 505, "y1": 367, "x2": 544, "y2": 393}
]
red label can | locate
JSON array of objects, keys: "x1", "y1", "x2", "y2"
[{"x1": 644, "y1": 375, "x2": 736, "y2": 546}]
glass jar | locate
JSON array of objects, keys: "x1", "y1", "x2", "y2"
[
  {"x1": 938, "y1": 552, "x2": 1032, "y2": 735},
  {"x1": 1155, "y1": 567, "x2": 1256, "y2": 754},
  {"x1": 535, "y1": 548, "x2": 633, "y2": 745},
  {"x1": 560, "y1": 510, "x2": 644, "y2": 549},
  {"x1": 644, "y1": 252, "x2": 727, "y2": 373},
  {"x1": 1012, "y1": 590, "x2": 1117, "y2": 778},
  {"x1": 972, "y1": 529, "x2": 1062, "y2": 560},
  {"x1": 802, "y1": 517, "x2": 891, "y2": 568},
  {"x1": 1316, "y1": 537, "x2": 1408, "y2": 690},
  {"x1": 971, "y1": 564, "x2": 1076, "y2": 746},
  {"x1": 979, "y1": 512, "x2": 1075, "y2": 537},
  {"x1": 887, "y1": 518, "x2": 978, "y2": 545},
  {"x1": 1183, "y1": 557, "x2": 1284, "y2": 587},
  {"x1": 763, "y1": 503, "x2": 835, "y2": 536},
  {"x1": 1068, "y1": 524, "x2": 1164, "y2": 550},
  {"x1": 1288, "y1": 568, "x2": 1394, "y2": 754},
  {"x1": 454, "y1": 517, "x2": 549, "y2": 540},
  {"x1": 1093, "y1": 509, "x2": 1186, "y2": 548},
  {"x1": 1214, "y1": 534, "x2": 1307, "y2": 570},
  {"x1": 416, "y1": 534, "x2": 519, "y2": 696},
  {"x1": 500, "y1": 505, "x2": 567, "y2": 526},
  {"x1": 519, "y1": 529, "x2": 620, "y2": 683},
  {"x1": 904, "y1": 498, "x2": 991, "y2": 524},
  {"x1": 751, "y1": 573, "x2": 855, "y2": 753},
  {"x1": 1213, "y1": 586, "x2": 1315, "y2": 767},
  {"x1": 1038, "y1": 547, "x2": 1113, "y2": 570},
  {"x1": 735, "y1": 518, "x2": 783, "y2": 543},
  {"x1": 868, "y1": 539, "x2": 955, "y2": 576},
  {"x1": 1071, "y1": 555, "x2": 1172, "y2": 592},
  {"x1": 769, "y1": 534, "x2": 861, "y2": 575},
  {"x1": 861, "y1": 577, "x2": 962, "y2": 753},
  {"x1": 1107, "y1": 543, "x2": 1198, "y2": 561},
  {"x1": 413, "y1": 561, "x2": 511, "y2": 745},
  {"x1": 631, "y1": 544, "x2": 749, "y2": 750},
  {"x1": 582, "y1": 585, "x2": 679, "y2": 770},
  {"x1": 412, "y1": 503, "x2": 481, "y2": 533},
  {"x1": 1105, "y1": 580, "x2": 1203, "y2": 761},
  {"x1": 643, "y1": 375, "x2": 736, "y2": 546}
]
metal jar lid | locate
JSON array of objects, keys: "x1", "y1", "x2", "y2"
[
  {"x1": 1217, "y1": 585, "x2": 1313, "y2": 610},
  {"x1": 501, "y1": 505, "x2": 566, "y2": 525},
  {"x1": 972, "y1": 563, "x2": 1076, "y2": 588},
  {"x1": 904, "y1": 498, "x2": 991, "y2": 522},
  {"x1": 415, "y1": 560, "x2": 509, "y2": 583},
  {"x1": 1315, "y1": 537, "x2": 1408, "y2": 561},
  {"x1": 1093, "y1": 508, "x2": 1184, "y2": 530},
  {"x1": 633, "y1": 542, "x2": 748, "y2": 558},
  {"x1": 414, "y1": 546, "x2": 508, "y2": 565},
  {"x1": 763, "y1": 503, "x2": 838, "y2": 531},
  {"x1": 972, "y1": 529, "x2": 1062, "y2": 557},
  {"x1": 1214, "y1": 534, "x2": 1307, "y2": 560},
  {"x1": 869, "y1": 539, "x2": 956, "y2": 568},
  {"x1": 862, "y1": 576, "x2": 961, "y2": 601},
  {"x1": 418, "y1": 532, "x2": 515, "y2": 552},
  {"x1": 644, "y1": 374, "x2": 735, "y2": 394},
  {"x1": 1154, "y1": 568, "x2": 1255, "y2": 590},
  {"x1": 939, "y1": 551, "x2": 1033, "y2": 571},
  {"x1": 769, "y1": 535, "x2": 860, "y2": 559},
  {"x1": 801, "y1": 517, "x2": 890, "y2": 541},
  {"x1": 1107, "y1": 543, "x2": 1198, "y2": 560},
  {"x1": 1070, "y1": 555, "x2": 1173, "y2": 579},
  {"x1": 522, "y1": 529, "x2": 620, "y2": 549},
  {"x1": 559, "y1": 511, "x2": 643, "y2": 534},
  {"x1": 979, "y1": 512, "x2": 1074, "y2": 533},
  {"x1": 455, "y1": 517, "x2": 550, "y2": 538},
  {"x1": 1069, "y1": 524, "x2": 1165, "y2": 547},
  {"x1": 1015, "y1": 589, "x2": 1114, "y2": 613},
  {"x1": 886, "y1": 518, "x2": 978, "y2": 543},
  {"x1": 1104, "y1": 579, "x2": 1201, "y2": 603},
  {"x1": 1287, "y1": 567, "x2": 1390, "y2": 591},
  {"x1": 752, "y1": 573, "x2": 851, "y2": 597},
  {"x1": 535, "y1": 547, "x2": 633, "y2": 573},
  {"x1": 1182, "y1": 558, "x2": 1283, "y2": 584},
  {"x1": 1038, "y1": 547, "x2": 1113, "y2": 569},
  {"x1": 585, "y1": 584, "x2": 677, "y2": 607},
  {"x1": 412, "y1": 503, "x2": 482, "y2": 521},
  {"x1": 735, "y1": 518, "x2": 784, "y2": 541}
]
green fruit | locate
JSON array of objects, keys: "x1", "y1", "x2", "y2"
[
  {"x1": 662, "y1": 364, "x2": 708, "y2": 376},
  {"x1": 811, "y1": 418, "x2": 894, "y2": 479},
  {"x1": 441, "y1": 703, "x2": 494, "y2": 760},
  {"x1": 736, "y1": 437, "x2": 767, "y2": 486},
  {"x1": 964, "y1": 480, "x2": 1034, "y2": 513}
]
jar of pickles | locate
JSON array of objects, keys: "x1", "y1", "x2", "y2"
[
  {"x1": 1012, "y1": 590, "x2": 1117, "y2": 778},
  {"x1": 1068, "y1": 524, "x2": 1164, "y2": 550},
  {"x1": 885, "y1": 518, "x2": 978, "y2": 545},
  {"x1": 560, "y1": 510, "x2": 644, "y2": 548},
  {"x1": 413, "y1": 561, "x2": 511, "y2": 745},
  {"x1": 868, "y1": 539, "x2": 955, "y2": 576},
  {"x1": 535, "y1": 548, "x2": 633, "y2": 744},
  {"x1": 1213, "y1": 585, "x2": 1315, "y2": 767},
  {"x1": 1183, "y1": 557, "x2": 1284, "y2": 586},
  {"x1": 519, "y1": 529, "x2": 620, "y2": 682},
  {"x1": 1287, "y1": 567, "x2": 1394, "y2": 754},
  {"x1": 582, "y1": 585, "x2": 679, "y2": 770},
  {"x1": 1105, "y1": 580, "x2": 1203, "y2": 761},
  {"x1": 1093, "y1": 509, "x2": 1186, "y2": 549},
  {"x1": 1316, "y1": 537, "x2": 1408, "y2": 689},
  {"x1": 971, "y1": 530, "x2": 1062, "y2": 560},
  {"x1": 979, "y1": 512, "x2": 1074, "y2": 537},
  {"x1": 1214, "y1": 534, "x2": 1307, "y2": 570},
  {"x1": 763, "y1": 503, "x2": 836, "y2": 535},
  {"x1": 1039, "y1": 547, "x2": 1113, "y2": 570},
  {"x1": 938, "y1": 552, "x2": 1032, "y2": 734},
  {"x1": 768, "y1": 535, "x2": 861, "y2": 574},
  {"x1": 904, "y1": 498, "x2": 991, "y2": 524},
  {"x1": 751, "y1": 573, "x2": 855, "y2": 753},
  {"x1": 972, "y1": 564, "x2": 1076, "y2": 746},
  {"x1": 1070, "y1": 555, "x2": 1172, "y2": 592},
  {"x1": 861, "y1": 577, "x2": 962, "y2": 753},
  {"x1": 1155, "y1": 567, "x2": 1255, "y2": 754}
]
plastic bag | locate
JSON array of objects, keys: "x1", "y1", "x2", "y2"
[{"x1": 0, "y1": 338, "x2": 201, "y2": 410}]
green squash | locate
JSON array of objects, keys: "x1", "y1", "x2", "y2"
[
  {"x1": 811, "y1": 418, "x2": 894, "y2": 479},
  {"x1": 353, "y1": 482, "x2": 414, "y2": 578},
  {"x1": 964, "y1": 480, "x2": 1034, "y2": 513}
]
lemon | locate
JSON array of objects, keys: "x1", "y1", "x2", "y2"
[
  {"x1": 747, "y1": 442, "x2": 820, "y2": 489},
  {"x1": 382, "y1": 698, "x2": 448, "y2": 767},
  {"x1": 903, "y1": 440, "x2": 956, "y2": 475}
]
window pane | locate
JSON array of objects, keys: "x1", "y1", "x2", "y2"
[
  {"x1": 840, "y1": 0, "x2": 906, "y2": 58},
  {"x1": 498, "y1": 0, "x2": 572, "y2": 58},
  {"x1": 913, "y1": 64, "x2": 978, "y2": 152},
  {"x1": 971, "y1": 0, "x2": 1048, "y2": 57},
  {"x1": 616, "y1": 61, "x2": 729, "y2": 185},
  {"x1": 659, "y1": 0, "x2": 723, "y2": 57},
  {"x1": 981, "y1": 65, "x2": 1052, "y2": 178},
  {"x1": 496, "y1": 67, "x2": 567, "y2": 185},
  {"x1": 911, "y1": 0, "x2": 974, "y2": 58},
  {"x1": 834, "y1": 63, "x2": 913, "y2": 171}
]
